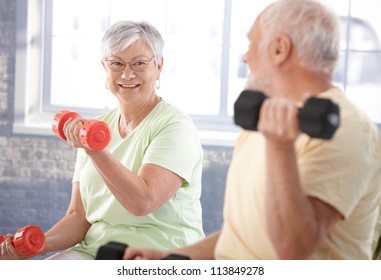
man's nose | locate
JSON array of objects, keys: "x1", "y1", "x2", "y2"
[{"x1": 242, "y1": 51, "x2": 248, "y2": 64}]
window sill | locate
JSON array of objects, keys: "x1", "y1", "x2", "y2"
[{"x1": 13, "y1": 118, "x2": 239, "y2": 147}]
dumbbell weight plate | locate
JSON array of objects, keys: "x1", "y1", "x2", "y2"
[
  {"x1": 12, "y1": 225, "x2": 46, "y2": 256},
  {"x1": 299, "y1": 97, "x2": 340, "y2": 139},
  {"x1": 52, "y1": 110, "x2": 81, "y2": 140},
  {"x1": 80, "y1": 120, "x2": 111, "y2": 151},
  {"x1": 234, "y1": 90, "x2": 266, "y2": 131}
]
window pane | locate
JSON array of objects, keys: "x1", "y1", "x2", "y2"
[
  {"x1": 49, "y1": 0, "x2": 224, "y2": 116},
  {"x1": 319, "y1": 0, "x2": 350, "y2": 18},
  {"x1": 332, "y1": 52, "x2": 346, "y2": 89},
  {"x1": 50, "y1": 0, "x2": 110, "y2": 109},
  {"x1": 50, "y1": 38, "x2": 109, "y2": 109},
  {"x1": 350, "y1": 0, "x2": 381, "y2": 51},
  {"x1": 346, "y1": 52, "x2": 381, "y2": 123},
  {"x1": 160, "y1": 0, "x2": 224, "y2": 115},
  {"x1": 163, "y1": 46, "x2": 222, "y2": 115},
  {"x1": 109, "y1": 0, "x2": 167, "y2": 31},
  {"x1": 52, "y1": 0, "x2": 109, "y2": 36}
]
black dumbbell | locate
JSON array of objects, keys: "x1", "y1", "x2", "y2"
[
  {"x1": 95, "y1": 241, "x2": 190, "y2": 260},
  {"x1": 95, "y1": 241, "x2": 127, "y2": 260},
  {"x1": 234, "y1": 90, "x2": 340, "y2": 139}
]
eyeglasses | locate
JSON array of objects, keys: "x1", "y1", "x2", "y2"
[{"x1": 105, "y1": 56, "x2": 155, "y2": 72}]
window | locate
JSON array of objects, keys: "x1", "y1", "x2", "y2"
[{"x1": 14, "y1": 0, "x2": 381, "y2": 145}]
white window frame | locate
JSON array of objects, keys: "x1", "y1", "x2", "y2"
[
  {"x1": 14, "y1": 0, "x2": 241, "y2": 146},
  {"x1": 14, "y1": 0, "x2": 381, "y2": 146}
]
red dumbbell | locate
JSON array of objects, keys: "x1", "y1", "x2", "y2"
[
  {"x1": 0, "y1": 225, "x2": 46, "y2": 257},
  {"x1": 52, "y1": 110, "x2": 111, "y2": 151}
]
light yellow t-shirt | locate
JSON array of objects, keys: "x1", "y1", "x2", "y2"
[
  {"x1": 215, "y1": 88, "x2": 381, "y2": 259},
  {"x1": 72, "y1": 100, "x2": 205, "y2": 257}
]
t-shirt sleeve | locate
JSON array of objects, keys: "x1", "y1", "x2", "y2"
[{"x1": 142, "y1": 115, "x2": 202, "y2": 186}]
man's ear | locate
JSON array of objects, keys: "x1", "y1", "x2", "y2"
[{"x1": 271, "y1": 34, "x2": 292, "y2": 65}]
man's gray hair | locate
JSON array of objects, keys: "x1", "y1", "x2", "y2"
[
  {"x1": 259, "y1": 0, "x2": 340, "y2": 74},
  {"x1": 100, "y1": 21, "x2": 164, "y2": 63}
]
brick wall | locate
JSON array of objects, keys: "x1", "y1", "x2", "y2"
[{"x1": 0, "y1": 0, "x2": 78, "y2": 236}]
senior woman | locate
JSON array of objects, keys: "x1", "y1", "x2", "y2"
[{"x1": 0, "y1": 21, "x2": 205, "y2": 260}]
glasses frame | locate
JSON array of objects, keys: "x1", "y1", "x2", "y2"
[{"x1": 105, "y1": 56, "x2": 155, "y2": 72}]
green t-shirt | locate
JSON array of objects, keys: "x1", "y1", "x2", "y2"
[{"x1": 72, "y1": 100, "x2": 205, "y2": 257}]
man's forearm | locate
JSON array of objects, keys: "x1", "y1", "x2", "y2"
[
  {"x1": 265, "y1": 142, "x2": 320, "y2": 259},
  {"x1": 176, "y1": 231, "x2": 220, "y2": 260}
]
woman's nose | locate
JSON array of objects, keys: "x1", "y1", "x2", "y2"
[{"x1": 121, "y1": 67, "x2": 136, "y2": 79}]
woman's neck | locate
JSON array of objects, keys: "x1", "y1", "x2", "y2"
[{"x1": 118, "y1": 94, "x2": 161, "y2": 138}]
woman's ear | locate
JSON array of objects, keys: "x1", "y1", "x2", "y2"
[
  {"x1": 271, "y1": 34, "x2": 292, "y2": 65},
  {"x1": 156, "y1": 57, "x2": 164, "y2": 78}
]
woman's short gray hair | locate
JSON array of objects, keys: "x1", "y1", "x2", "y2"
[
  {"x1": 259, "y1": 0, "x2": 340, "y2": 74},
  {"x1": 100, "y1": 21, "x2": 164, "y2": 63}
]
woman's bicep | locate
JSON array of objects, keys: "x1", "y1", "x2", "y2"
[{"x1": 138, "y1": 163, "x2": 183, "y2": 207}]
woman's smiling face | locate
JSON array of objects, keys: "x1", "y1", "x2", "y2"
[{"x1": 103, "y1": 39, "x2": 163, "y2": 105}]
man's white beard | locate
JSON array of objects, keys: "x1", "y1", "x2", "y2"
[
  {"x1": 244, "y1": 72, "x2": 272, "y2": 95},
  {"x1": 244, "y1": 73, "x2": 257, "y2": 90}
]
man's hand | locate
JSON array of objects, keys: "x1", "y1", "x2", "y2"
[
  {"x1": 258, "y1": 97, "x2": 300, "y2": 145},
  {"x1": 123, "y1": 247, "x2": 171, "y2": 260}
]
